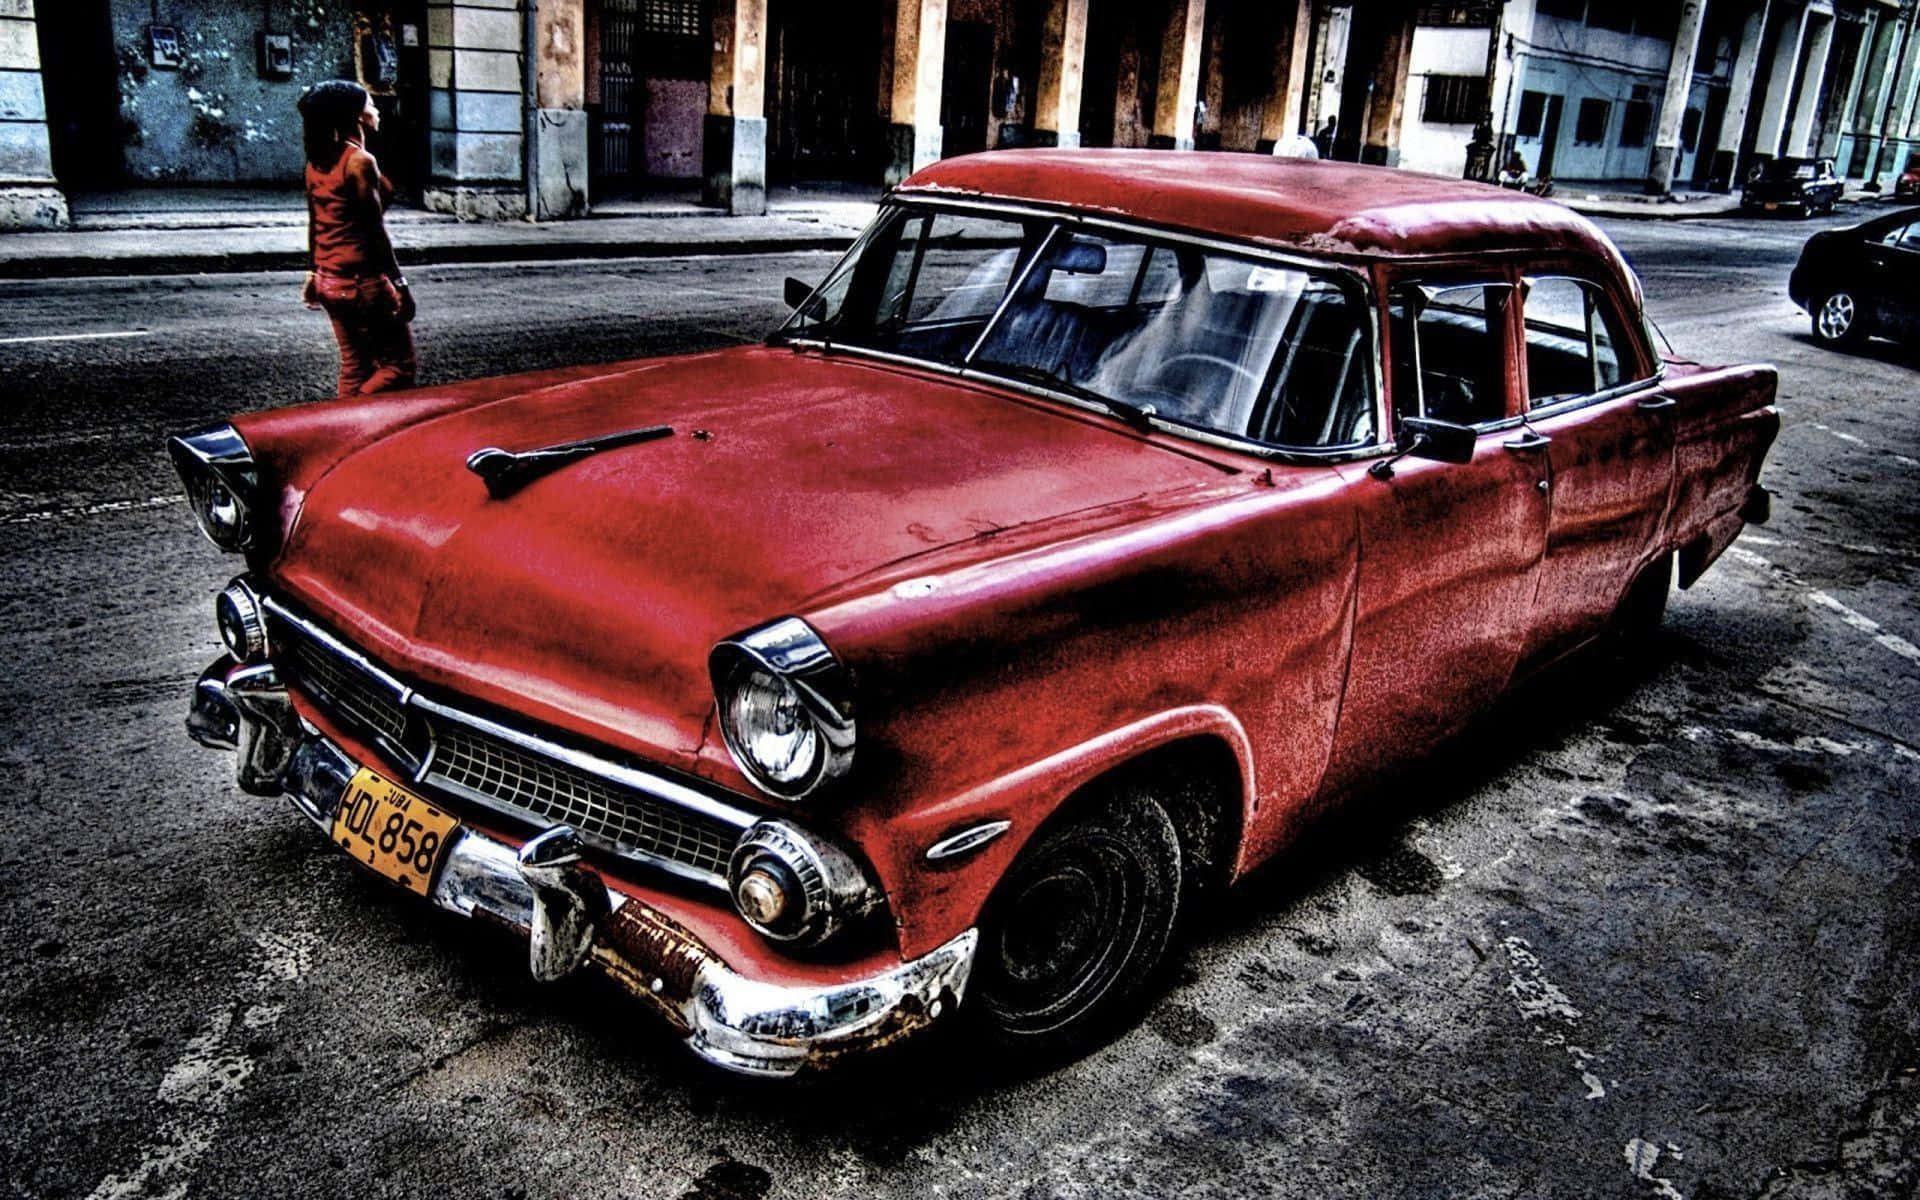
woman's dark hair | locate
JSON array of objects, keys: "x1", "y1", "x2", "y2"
[{"x1": 298, "y1": 79, "x2": 369, "y2": 169}]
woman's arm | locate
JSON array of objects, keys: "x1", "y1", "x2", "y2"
[{"x1": 345, "y1": 148, "x2": 404, "y2": 281}]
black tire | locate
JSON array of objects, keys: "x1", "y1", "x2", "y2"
[
  {"x1": 1811, "y1": 288, "x2": 1867, "y2": 349},
  {"x1": 971, "y1": 787, "x2": 1183, "y2": 1059}
]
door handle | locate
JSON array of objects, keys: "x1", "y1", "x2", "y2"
[
  {"x1": 1503, "y1": 430, "x2": 1551, "y2": 452},
  {"x1": 1636, "y1": 395, "x2": 1677, "y2": 413}
]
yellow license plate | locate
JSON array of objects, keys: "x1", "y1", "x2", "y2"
[
  {"x1": 331, "y1": 768, "x2": 460, "y2": 896},
  {"x1": 1765, "y1": 202, "x2": 1778, "y2": 211}
]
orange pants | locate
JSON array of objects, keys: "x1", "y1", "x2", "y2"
[
  {"x1": 327, "y1": 306, "x2": 416, "y2": 396},
  {"x1": 318, "y1": 271, "x2": 416, "y2": 396}
]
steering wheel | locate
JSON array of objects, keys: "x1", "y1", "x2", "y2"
[{"x1": 1146, "y1": 352, "x2": 1262, "y2": 399}]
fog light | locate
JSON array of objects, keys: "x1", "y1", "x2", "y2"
[
  {"x1": 727, "y1": 820, "x2": 881, "y2": 947},
  {"x1": 216, "y1": 578, "x2": 268, "y2": 662},
  {"x1": 735, "y1": 867, "x2": 791, "y2": 928}
]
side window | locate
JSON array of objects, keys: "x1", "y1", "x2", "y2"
[
  {"x1": 1389, "y1": 282, "x2": 1512, "y2": 427},
  {"x1": 1521, "y1": 276, "x2": 1646, "y2": 407},
  {"x1": 877, "y1": 211, "x2": 1029, "y2": 327}
]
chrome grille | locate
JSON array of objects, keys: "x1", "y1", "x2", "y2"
[
  {"x1": 430, "y1": 724, "x2": 737, "y2": 878},
  {"x1": 262, "y1": 597, "x2": 748, "y2": 888},
  {"x1": 276, "y1": 620, "x2": 408, "y2": 743}
]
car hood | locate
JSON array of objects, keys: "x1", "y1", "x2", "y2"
[{"x1": 270, "y1": 344, "x2": 1239, "y2": 769}]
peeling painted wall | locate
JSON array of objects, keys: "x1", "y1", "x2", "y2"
[{"x1": 111, "y1": 0, "x2": 356, "y2": 183}]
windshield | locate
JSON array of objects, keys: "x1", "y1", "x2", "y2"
[{"x1": 780, "y1": 204, "x2": 1377, "y2": 451}]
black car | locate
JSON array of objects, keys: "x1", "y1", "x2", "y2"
[
  {"x1": 1743, "y1": 156, "x2": 1844, "y2": 216},
  {"x1": 1789, "y1": 207, "x2": 1920, "y2": 349}
]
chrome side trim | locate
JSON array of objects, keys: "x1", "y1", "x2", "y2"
[{"x1": 925, "y1": 820, "x2": 1013, "y2": 863}]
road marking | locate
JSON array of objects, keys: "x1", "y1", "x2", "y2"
[
  {"x1": 1500, "y1": 937, "x2": 1608, "y2": 1100},
  {"x1": 86, "y1": 928, "x2": 317, "y2": 1200},
  {"x1": 1624, "y1": 1139, "x2": 1686, "y2": 1200},
  {"x1": 1725, "y1": 546, "x2": 1920, "y2": 665},
  {"x1": 0, "y1": 495, "x2": 183, "y2": 526},
  {"x1": 0, "y1": 329, "x2": 152, "y2": 346},
  {"x1": 1810, "y1": 421, "x2": 1917, "y2": 468},
  {"x1": 1808, "y1": 590, "x2": 1920, "y2": 664}
]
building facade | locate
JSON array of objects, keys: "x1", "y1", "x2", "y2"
[{"x1": 5, "y1": 0, "x2": 1920, "y2": 230}]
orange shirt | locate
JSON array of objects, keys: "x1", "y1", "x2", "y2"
[{"x1": 306, "y1": 142, "x2": 400, "y2": 279}]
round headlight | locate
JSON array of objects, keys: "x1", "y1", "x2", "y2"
[
  {"x1": 215, "y1": 578, "x2": 268, "y2": 662},
  {"x1": 167, "y1": 425, "x2": 259, "y2": 553},
  {"x1": 722, "y1": 666, "x2": 821, "y2": 787},
  {"x1": 710, "y1": 617, "x2": 854, "y2": 801}
]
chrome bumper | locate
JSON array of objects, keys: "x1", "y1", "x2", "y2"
[{"x1": 187, "y1": 657, "x2": 976, "y2": 1078}]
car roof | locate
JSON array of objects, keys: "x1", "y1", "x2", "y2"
[{"x1": 896, "y1": 149, "x2": 1632, "y2": 278}]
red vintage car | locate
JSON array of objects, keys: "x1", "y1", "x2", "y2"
[{"x1": 172, "y1": 151, "x2": 1778, "y2": 1076}]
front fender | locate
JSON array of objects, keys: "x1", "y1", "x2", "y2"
[{"x1": 863, "y1": 705, "x2": 1256, "y2": 961}]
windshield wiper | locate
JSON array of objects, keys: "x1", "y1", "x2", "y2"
[{"x1": 976, "y1": 362, "x2": 1157, "y2": 432}]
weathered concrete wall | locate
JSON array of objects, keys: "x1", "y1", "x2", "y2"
[
  {"x1": 110, "y1": 0, "x2": 355, "y2": 183},
  {"x1": 0, "y1": 0, "x2": 68, "y2": 228}
]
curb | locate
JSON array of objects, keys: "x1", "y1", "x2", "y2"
[{"x1": 0, "y1": 232, "x2": 861, "y2": 281}]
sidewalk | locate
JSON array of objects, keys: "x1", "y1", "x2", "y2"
[
  {"x1": 1559, "y1": 183, "x2": 1895, "y2": 220},
  {"x1": 0, "y1": 185, "x2": 879, "y2": 279}
]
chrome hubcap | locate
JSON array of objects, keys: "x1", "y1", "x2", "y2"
[{"x1": 1818, "y1": 294, "x2": 1855, "y2": 340}]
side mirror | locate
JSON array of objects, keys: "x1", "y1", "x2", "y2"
[
  {"x1": 1368, "y1": 416, "x2": 1477, "y2": 480},
  {"x1": 1397, "y1": 416, "x2": 1477, "y2": 464},
  {"x1": 784, "y1": 276, "x2": 821, "y2": 316}
]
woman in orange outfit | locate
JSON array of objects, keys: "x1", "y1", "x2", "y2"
[{"x1": 298, "y1": 80, "x2": 417, "y2": 396}]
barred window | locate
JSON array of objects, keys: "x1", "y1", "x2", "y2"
[
  {"x1": 639, "y1": 0, "x2": 703, "y2": 38},
  {"x1": 1417, "y1": 3, "x2": 1495, "y2": 27},
  {"x1": 1423, "y1": 75, "x2": 1489, "y2": 125}
]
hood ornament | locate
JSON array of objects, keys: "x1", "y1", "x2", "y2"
[{"x1": 466, "y1": 424, "x2": 674, "y2": 500}]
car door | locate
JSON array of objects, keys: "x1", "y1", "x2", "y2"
[
  {"x1": 1318, "y1": 274, "x2": 1550, "y2": 800},
  {"x1": 1514, "y1": 274, "x2": 1674, "y2": 671},
  {"x1": 1868, "y1": 219, "x2": 1920, "y2": 340}
]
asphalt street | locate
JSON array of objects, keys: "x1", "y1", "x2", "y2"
[{"x1": 1, "y1": 213, "x2": 1915, "y2": 1200}]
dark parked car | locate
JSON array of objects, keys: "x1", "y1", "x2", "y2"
[
  {"x1": 1743, "y1": 156, "x2": 1843, "y2": 216},
  {"x1": 1789, "y1": 207, "x2": 1920, "y2": 349}
]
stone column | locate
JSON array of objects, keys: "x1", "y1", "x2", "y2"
[
  {"x1": 1258, "y1": 0, "x2": 1315, "y2": 151},
  {"x1": 1360, "y1": 8, "x2": 1417, "y2": 166},
  {"x1": 1787, "y1": 7, "x2": 1836, "y2": 157},
  {"x1": 1648, "y1": 0, "x2": 1709, "y2": 193},
  {"x1": 1753, "y1": 3, "x2": 1812, "y2": 160},
  {"x1": 427, "y1": 0, "x2": 530, "y2": 220},
  {"x1": 0, "y1": 0, "x2": 65, "y2": 230},
  {"x1": 1149, "y1": 0, "x2": 1206, "y2": 150},
  {"x1": 886, "y1": 0, "x2": 948, "y2": 185},
  {"x1": 1818, "y1": 7, "x2": 1875, "y2": 159},
  {"x1": 705, "y1": 0, "x2": 768, "y2": 214},
  {"x1": 1032, "y1": 0, "x2": 1088, "y2": 147},
  {"x1": 1868, "y1": 3, "x2": 1920, "y2": 185},
  {"x1": 1712, "y1": 0, "x2": 1772, "y2": 190},
  {"x1": 535, "y1": 0, "x2": 588, "y2": 218}
]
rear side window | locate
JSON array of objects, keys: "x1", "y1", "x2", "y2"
[{"x1": 1521, "y1": 276, "x2": 1644, "y2": 407}]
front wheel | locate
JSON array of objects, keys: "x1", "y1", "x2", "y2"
[
  {"x1": 1812, "y1": 289, "x2": 1866, "y2": 349},
  {"x1": 971, "y1": 788, "x2": 1183, "y2": 1060}
]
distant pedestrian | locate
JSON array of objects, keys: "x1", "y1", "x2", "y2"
[
  {"x1": 298, "y1": 79, "x2": 416, "y2": 396},
  {"x1": 1313, "y1": 116, "x2": 1337, "y2": 160}
]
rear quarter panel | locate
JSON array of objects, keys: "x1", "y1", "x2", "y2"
[{"x1": 1662, "y1": 361, "x2": 1780, "y2": 585}]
